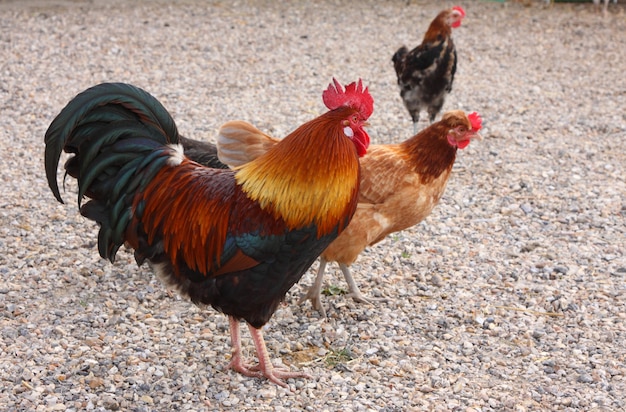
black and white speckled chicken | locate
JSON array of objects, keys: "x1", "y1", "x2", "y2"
[{"x1": 392, "y1": 6, "x2": 465, "y2": 133}]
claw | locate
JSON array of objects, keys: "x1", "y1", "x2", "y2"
[
  {"x1": 345, "y1": 290, "x2": 373, "y2": 305},
  {"x1": 299, "y1": 286, "x2": 327, "y2": 318},
  {"x1": 226, "y1": 316, "x2": 312, "y2": 388},
  {"x1": 228, "y1": 354, "x2": 311, "y2": 388}
]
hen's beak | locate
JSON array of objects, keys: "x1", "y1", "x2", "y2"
[{"x1": 472, "y1": 132, "x2": 483, "y2": 141}]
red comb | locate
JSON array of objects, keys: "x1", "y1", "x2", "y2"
[
  {"x1": 468, "y1": 112, "x2": 482, "y2": 131},
  {"x1": 452, "y1": 6, "x2": 466, "y2": 17},
  {"x1": 322, "y1": 78, "x2": 374, "y2": 120}
]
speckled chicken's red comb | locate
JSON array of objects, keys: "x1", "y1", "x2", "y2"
[
  {"x1": 468, "y1": 112, "x2": 482, "y2": 131},
  {"x1": 452, "y1": 6, "x2": 466, "y2": 17},
  {"x1": 323, "y1": 78, "x2": 374, "y2": 120},
  {"x1": 450, "y1": 6, "x2": 466, "y2": 28}
]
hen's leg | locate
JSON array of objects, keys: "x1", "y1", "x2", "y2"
[
  {"x1": 340, "y1": 263, "x2": 387, "y2": 305},
  {"x1": 339, "y1": 262, "x2": 370, "y2": 304},
  {"x1": 410, "y1": 112, "x2": 420, "y2": 135},
  {"x1": 247, "y1": 323, "x2": 312, "y2": 387},
  {"x1": 298, "y1": 257, "x2": 328, "y2": 317}
]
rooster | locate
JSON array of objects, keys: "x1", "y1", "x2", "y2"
[
  {"x1": 216, "y1": 111, "x2": 481, "y2": 316},
  {"x1": 392, "y1": 6, "x2": 465, "y2": 133},
  {"x1": 44, "y1": 79, "x2": 373, "y2": 386}
]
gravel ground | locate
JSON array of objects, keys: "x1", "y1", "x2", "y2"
[{"x1": 1, "y1": 0, "x2": 626, "y2": 410}]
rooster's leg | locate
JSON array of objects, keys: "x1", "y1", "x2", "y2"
[
  {"x1": 298, "y1": 257, "x2": 329, "y2": 317},
  {"x1": 226, "y1": 316, "x2": 262, "y2": 377},
  {"x1": 246, "y1": 323, "x2": 312, "y2": 388},
  {"x1": 226, "y1": 316, "x2": 311, "y2": 387}
]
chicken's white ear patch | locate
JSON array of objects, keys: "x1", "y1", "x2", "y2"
[{"x1": 343, "y1": 126, "x2": 354, "y2": 138}]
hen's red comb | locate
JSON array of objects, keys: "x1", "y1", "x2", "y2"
[
  {"x1": 322, "y1": 78, "x2": 374, "y2": 120},
  {"x1": 452, "y1": 6, "x2": 466, "y2": 18},
  {"x1": 468, "y1": 112, "x2": 482, "y2": 131}
]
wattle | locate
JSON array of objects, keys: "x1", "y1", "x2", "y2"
[
  {"x1": 354, "y1": 130, "x2": 370, "y2": 157},
  {"x1": 447, "y1": 134, "x2": 470, "y2": 150},
  {"x1": 457, "y1": 139, "x2": 470, "y2": 149}
]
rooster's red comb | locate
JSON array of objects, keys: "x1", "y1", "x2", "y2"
[
  {"x1": 322, "y1": 78, "x2": 374, "y2": 120},
  {"x1": 452, "y1": 6, "x2": 466, "y2": 17},
  {"x1": 468, "y1": 112, "x2": 482, "y2": 131}
]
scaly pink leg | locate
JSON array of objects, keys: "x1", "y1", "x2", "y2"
[
  {"x1": 246, "y1": 323, "x2": 312, "y2": 387},
  {"x1": 226, "y1": 316, "x2": 263, "y2": 379},
  {"x1": 225, "y1": 316, "x2": 312, "y2": 387}
]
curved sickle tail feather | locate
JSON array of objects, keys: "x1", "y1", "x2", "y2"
[
  {"x1": 44, "y1": 82, "x2": 179, "y2": 204},
  {"x1": 44, "y1": 82, "x2": 182, "y2": 262}
]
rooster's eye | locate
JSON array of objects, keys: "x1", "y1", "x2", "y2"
[{"x1": 352, "y1": 115, "x2": 359, "y2": 123}]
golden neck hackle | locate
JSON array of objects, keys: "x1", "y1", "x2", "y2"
[{"x1": 235, "y1": 110, "x2": 360, "y2": 237}]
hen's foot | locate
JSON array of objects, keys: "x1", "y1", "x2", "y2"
[{"x1": 298, "y1": 287, "x2": 327, "y2": 318}]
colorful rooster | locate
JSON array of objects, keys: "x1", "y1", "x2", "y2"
[
  {"x1": 216, "y1": 111, "x2": 482, "y2": 316},
  {"x1": 44, "y1": 79, "x2": 373, "y2": 386}
]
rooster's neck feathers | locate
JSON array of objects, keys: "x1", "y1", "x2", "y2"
[{"x1": 235, "y1": 111, "x2": 360, "y2": 237}]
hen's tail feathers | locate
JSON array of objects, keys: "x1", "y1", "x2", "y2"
[
  {"x1": 216, "y1": 120, "x2": 279, "y2": 168},
  {"x1": 44, "y1": 82, "x2": 179, "y2": 204},
  {"x1": 392, "y1": 46, "x2": 409, "y2": 79},
  {"x1": 44, "y1": 82, "x2": 181, "y2": 261}
]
